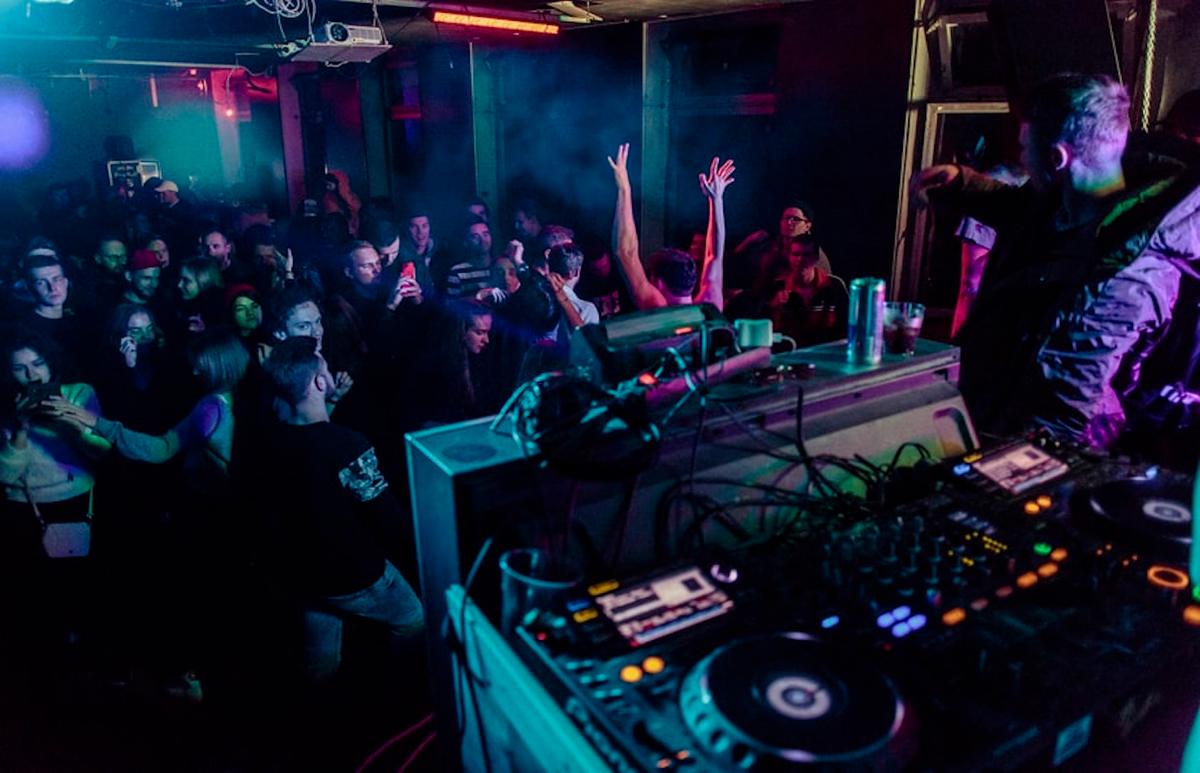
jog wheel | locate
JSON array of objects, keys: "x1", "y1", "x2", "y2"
[
  {"x1": 1073, "y1": 475, "x2": 1192, "y2": 560},
  {"x1": 679, "y1": 633, "x2": 912, "y2": 770}
]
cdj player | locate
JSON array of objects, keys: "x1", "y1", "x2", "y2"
[{"x1": 512, "y1": 434, "x2": 1200, "y2": 771}]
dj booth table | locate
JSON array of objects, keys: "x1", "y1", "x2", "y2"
[
  {"x1": 408, "y1": 340, "x2": 977, "y2": 769},
  {"x1": 408, "y1": 340, "x2": 1200, "y2": 771}
]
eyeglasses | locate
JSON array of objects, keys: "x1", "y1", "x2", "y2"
[{"x1": 784, "y1": 215, "x2": 811, "y2": 224}]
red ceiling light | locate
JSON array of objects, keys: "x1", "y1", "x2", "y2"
[{"x1": 431, "y1": 11, "x2": 559, "y2": 35}]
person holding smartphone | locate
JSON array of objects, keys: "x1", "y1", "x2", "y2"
[{"x1": 0, "y1": 333, "x2": 111, "y2": 653}]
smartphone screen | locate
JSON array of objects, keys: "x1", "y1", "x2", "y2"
[{"x1": 401, "y1": 262, "x2": 417, "y2": 281}]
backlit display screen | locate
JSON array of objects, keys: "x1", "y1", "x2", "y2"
[
  {"x1": 593, "y1": 566, "x2": 733, "y2": 646},
  {"x1": 972, "y1": 443, "x2": 1069, "y2": 494}
]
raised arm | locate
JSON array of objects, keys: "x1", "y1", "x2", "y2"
[
  {"x1": 608, "y1": 143, "x2": 666, "y2": 310},
  {"x1": 694, "y1": 156, "x2": 735, "y2": 310}
]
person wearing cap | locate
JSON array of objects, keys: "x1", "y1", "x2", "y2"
[
  {"x1": 122, "y1": 249, "x2": 161, "y2": 307},
  {"x1": 155, "y1": 179, "x2": 181, "y2": 209},
  {"x1": 226, "y1": 284, "x2": 264, "y2": 343}
]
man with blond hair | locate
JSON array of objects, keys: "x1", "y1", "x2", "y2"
[{"x1": 913, "y1": 73, "x2": 1200, "y2": 449}]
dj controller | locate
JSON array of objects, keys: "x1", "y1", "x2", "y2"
[{"x1": 512, "y1": 434, "x2": 1200, "y2": 771}]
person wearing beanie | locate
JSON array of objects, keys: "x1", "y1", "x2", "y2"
[{"x1": 123, "y1": 248, "x2": 162, "y2": 306}]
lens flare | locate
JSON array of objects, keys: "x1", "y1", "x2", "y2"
[{"x1": 0, "y1": 77, "x2": 49, "y2": 170}]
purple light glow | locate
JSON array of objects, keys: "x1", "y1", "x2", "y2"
[{"x1": 0, "y1": 77, "x2": 49, "y2": 170}]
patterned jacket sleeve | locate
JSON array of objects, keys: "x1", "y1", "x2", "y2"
[{"x1": 1034, "y1": 252, "x2": 1181, "y2": 448}]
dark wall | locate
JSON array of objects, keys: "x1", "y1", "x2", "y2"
[
  {"x1": 492, "y1": 26, "x2": 643, "y2": 250},
  {"x1": 664, "y1": 2, "x2": 915, "y2": 282}
]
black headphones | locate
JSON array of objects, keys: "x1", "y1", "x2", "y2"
[{"x1": 513, "y1": 372, "x2": 661, "y2": 481}]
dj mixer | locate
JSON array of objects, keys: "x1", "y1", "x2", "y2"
[{"x1": 512, "y1": 434, "x2": 1200, "y2": 771}]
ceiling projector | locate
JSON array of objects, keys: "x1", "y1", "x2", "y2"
[{"x1": 288, "y1": 22, "x2": 390, "y2": 63}]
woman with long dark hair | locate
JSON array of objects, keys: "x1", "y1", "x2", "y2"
[{"x1": 0, "y1": 332, "x2": 110, "y2": 654}]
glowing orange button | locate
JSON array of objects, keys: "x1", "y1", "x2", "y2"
[
  {"x1": 1036, "y1": 495, "x2": 1053, "y2": 508},
  {"x1": 964, "y1": 453, "x2": 983, "y2": 463},
  {"x1": 619, "y1": 665, "x2": 644, "y2": 683},
  {"x1": 942, "y1": 608, "x2": 967, "y2": 627},
  {"x1": 1037, "y1": 562, "x2": 1059, "y2": 578},
  {"x1": 1147, "y1": 565, "x2": 1190, "y2": 590},
  {"x1": 572, "y1": 608, "x2": 599, "y2": 624},
  {"x1": 1050, "y1": 548, "x2": 1068, "y2": 562},
  {"x1": 1183, "y1": 606, "x2": 1200, "y2": 627},
  {"x1": 1016, "y1": 572, "x2": 1039, "y2": 589},
  {"x1": 1023, "y1": 501, "x2": 1041, "y2": 515},
  {"x1": 642, "y1": 656, "x2": 666, "y2": 674}
]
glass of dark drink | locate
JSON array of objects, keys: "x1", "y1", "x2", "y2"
[{"x1": 883, "y1": 302, "x2": 925, "y2": 356}]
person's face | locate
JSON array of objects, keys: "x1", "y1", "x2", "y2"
[
  {"x1": 467, "y1": 203, "x2": 488, "y2": 222},
  {"x1": 284, "y1": 301, "x2": 323, "y2": 347},
  {"x1": 129, "y1": 267, "x2": 161, "y2": 300},
  {"x1": 96, "y1": 240, "x2": 127, "y2": 275},
  {"x1": 30, "y1": 265, "x2": 69, "y2": 308},
  {"x1": 378, "y1": 238, "x2": 401, "y2": 267},
  {"x1": 587, "y1": 252, "x2": 613, "y2": 280},
  {"x1": 11, "y1": 347, "x2": 51, "y2": 387},
  {"x1": 780, "y1": 207, "x2": 813, "y2": 238},
  {"x1": 464, "y1": 314, "x2": 492, "y2": 355},
  {"x1": 466, "y1": 223, "x2": 492, "y2": 256},
  {"x1": 178, "y1": 269, "x2": 199, "y2": 301},
  {"x1": 348, "y1": 247, "x2": 382, "y2": 287},
  {"x1": 205, "y1": 232, "x2": 231, "y2": 261},
  {"x1": 408, "y1": 216, "x2": 430, "y2": 249},
  {"x1": 126, "y1": 311, "x2": 155, "y2": 345},
  {"x1": 254, "y1": 243, "x2": 277, "y2": 269},
  {"x1": 232, "y1": 296, "x2": 262, "y2": 334},
  {"x1": 157, "y1": 189, "x2": 179, "y2": 206},
  {"x1": 789, "y1": 242, "x2": 820, "y2": 272},
  {"x1": 514, "y1": 210, "x2": 538, "y2": 240},
  {"x1": 495, "y1": 258, "x2": 520, "y2": 293},
  {"x1": 147, "y1": 238, "x2": 170, "y2": 268}
]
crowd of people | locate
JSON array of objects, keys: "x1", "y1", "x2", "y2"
[{"x1": 0, "y1": 142, "x2": 847, "y2": 708}]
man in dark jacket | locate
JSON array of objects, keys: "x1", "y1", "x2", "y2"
[{"x1": 913, "y1": 73, "x2": 1200, "y2": 449}]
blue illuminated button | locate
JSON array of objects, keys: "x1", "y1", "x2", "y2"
[
  {"x1": 891, "y1": 622, "x2": 912, "y2": 638},
  {"x1": 953, "y1": 463, "x2": 971, "y2": 476},
  {"x1": 821, "y1": 615, "x2": 840, "y2": 629},
  {"x1": 892, "y1": 605, "x2": 911, "y2": 621},
  {"x1": 908, "y1": 614, "x2": 927, "y2": 631},
  {"x1": 876, "y1": 612, "x2": 895, "y2": 628}
]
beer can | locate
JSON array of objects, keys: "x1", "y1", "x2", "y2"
[{"x1": 846, "y1": 277, "x2": 885, "y2": 365}]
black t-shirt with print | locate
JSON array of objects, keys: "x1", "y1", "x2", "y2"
[{"x1": 265, "y1": 421, "x2": 408, "y2": 596}]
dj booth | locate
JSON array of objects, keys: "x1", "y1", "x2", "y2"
[{"x1": 406, "y1": 338, "x2": 1200, "y2": 771}]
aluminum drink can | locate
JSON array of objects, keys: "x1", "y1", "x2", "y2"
[{"x1": 846, "y1": 277, "x2": 885, "y2": 364}]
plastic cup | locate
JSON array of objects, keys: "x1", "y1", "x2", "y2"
[
  {"x1": 883, "y1": 302, "x2": 925, "y2": 356},
  {"x1": 498, "y1": 548, "x2": 580, "y2": 637}
]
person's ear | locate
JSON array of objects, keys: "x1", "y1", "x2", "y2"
[
  {"x1": 273, "y1": 329, "x2": 287, "y2": 342},
  {"x1": 313, "y1": 371, "x2": 329, "y2": 395},
  {"x1": 124, "y1": 271, "x2": 132, "y2": 283},
  {"x1": 343, "y1": 266, "x2": 353, "y2": 279},
  {"x1": 1050, "y1": 142, "x2": 1071, "y2": 172}
]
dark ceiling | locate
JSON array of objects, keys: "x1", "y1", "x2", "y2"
[{"x1": 0, "y1": 0, "x2": 804, "y2": 70}]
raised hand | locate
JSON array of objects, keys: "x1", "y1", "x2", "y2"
[
  {"x1": 332, "y1": 371, "x2": 354, "y2": 404},
  {"x1": 699, "y1": 157, "x2": 736, "y2": 199},
  {"x1": 119, "y1": 335, "x2": 138, "y2": 369},
  {"x1": 910, "y1": 164, "x2": 961, "y2": 207},
  {"x1": 607, "y1": 143, "x2": 632, "y2": 191}
]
